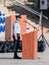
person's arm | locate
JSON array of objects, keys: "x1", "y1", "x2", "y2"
[{"x1": 12, "y1": 22, "x2": 15, "y2": 32}]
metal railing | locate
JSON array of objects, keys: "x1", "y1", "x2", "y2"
[{"x1": 13, "y1": 0, "x2": 48, "y2": 20}]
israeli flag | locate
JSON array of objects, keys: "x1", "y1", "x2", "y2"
[{"x1": 0, "y1": 11, "x2": 6, "y2": 41}]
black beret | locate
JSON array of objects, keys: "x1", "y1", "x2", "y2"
[{"x1": 16, "y1": 15, "x2": 21, "y2": 18}]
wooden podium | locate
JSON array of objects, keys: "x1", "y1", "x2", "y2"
[{"x1": 22, "y1": 31, "x2": 38, "y2": 59}]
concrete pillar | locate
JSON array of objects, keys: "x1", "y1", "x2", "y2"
[{"x1": 5, "y1": 15, "x2": 16, "y2": 41}]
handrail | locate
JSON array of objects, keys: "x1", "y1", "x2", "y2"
[{"x1": 13, "y1": 0, "x2": 48, "y2": 20}]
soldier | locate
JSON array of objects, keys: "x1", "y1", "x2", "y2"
[{"x1": 13, "y1": 15, "x2": 21, "y2": 59}]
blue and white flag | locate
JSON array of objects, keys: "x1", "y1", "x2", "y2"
[{"x1": 0, "y1": 11, "x2": 6, "y2": 41}]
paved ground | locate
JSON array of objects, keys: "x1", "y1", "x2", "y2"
[
  {"x1": 0, "y1": 33, "x2": 49, "y2": 65},
  {"x1": 0, "y1": 47, "x2": 49, "y2": 65}
]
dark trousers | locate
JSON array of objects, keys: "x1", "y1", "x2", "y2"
[
  {"x1": 13, "y1": 34, "x2": 20, "y2": 58},
  {"x1": 14, "y1": 40, "x2": 20, "y2": 57}
]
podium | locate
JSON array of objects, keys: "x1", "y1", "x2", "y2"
[{"x1": 22, "y1": 31, "x2": 38, "y2": 59}]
